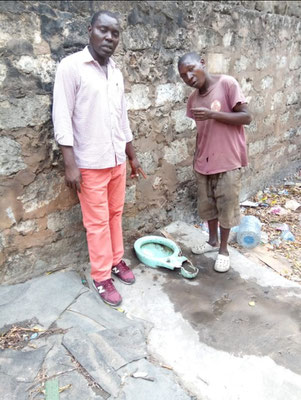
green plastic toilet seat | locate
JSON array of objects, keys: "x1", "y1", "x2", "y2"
[{"x1": 134, "y1": 235, "x2": 198, "y2": 279}]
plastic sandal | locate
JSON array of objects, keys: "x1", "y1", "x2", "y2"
[
  {"x1": 191, "y1": 242, "x2": 219, "y2": 255},
  {"x1": 214, "y1": 254, "x2": 230, "y2": 272}
]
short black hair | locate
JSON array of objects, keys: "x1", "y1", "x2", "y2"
[
  {"x1": 178, "y1": 52, "x2": 202, "y2": 68},
  {"x1": 91, "y1": 10, "x2": 119, "y2": 26}
]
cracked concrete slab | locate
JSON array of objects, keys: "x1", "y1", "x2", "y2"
[
  {"x1": 0, "y1": 374, "x2": 29, "y2": 400},
  {"x1": 39, "y1": 337, "x2": 106, "y2": 399},
  {"x1": 117, "y1": 221, "x2": 301, "y2": 400},
  {"x1": 0, "y1": 346, "x2": 50, "y2": 400},
  {"x1": 2, "y1": 220, "x2": 300, "y2": 400},
  {"x1": 62, "y1": 327, "x2": 121, "y2": 397},
  {"x1": 0, "y1": 346, "x2": 50, "y2": 382},
  {"x1": 97, "y1": 326, "x2": 148, "y2": 369},
  {"x1": 51, "y1": 371, "x2": 107, "y2": 400},
  {"x1": 57, "y1": 289, "x2": 148, "y2": 333},
  {"x1": 117, "y1": 358, "x2": 193, "y2": 400},
  {"x1": 0, "y1": 270, "x2": 86, "y2": 331}
]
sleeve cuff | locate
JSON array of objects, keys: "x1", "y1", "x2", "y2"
[{"x1": 56, "y1": 137, "x2": 74, "y2": 146}]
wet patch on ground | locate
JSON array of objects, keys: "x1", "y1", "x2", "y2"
[{"x1": 158, "y1": 248, "x2": 301, "y2": 375}]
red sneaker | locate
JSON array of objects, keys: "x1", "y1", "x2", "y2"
[
  {"x1": 93, "y1": 278, "x2": 122, "y2": 306},
  {"x1": 112, "y1": 260, "x2": 135, "y2": 285}
]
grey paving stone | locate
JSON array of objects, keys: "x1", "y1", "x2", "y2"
[
  {"x1": 0, "y1": 346, "x2": 50, "y2": 400},
  {"x1": 0, "y1": 271, "x2": 86, "y2": 331},
  {"x1": 97, "y1": 326, "x2": 147, "y2": 369},
  {"x1": 40, "y1": 335, "x2": 75, "y2": 375},
  {"x1": 117, "y1": 359, "x2": 192, "y2": 400},
  {"x1": 30, "y1": 369, "x2": 107, "y2": 400},
  {"x1": 56, "y1": 307, "x2": 107, "y2": 333},
  {"x1": 62, "y1": 327, "x2": 121, "y2": 397},
  {"x1": 0, "y1": 345, "x2": 50, "y2": 382},
  {"x1": 61, "y1": 290, "x2": 134, "y2": 331},
  {"x1": 0, "y1": 374, "x2": 28, "y2": 400},
  {"x1": 55, "y1": 370, "x2": 107, "y2": 400}
]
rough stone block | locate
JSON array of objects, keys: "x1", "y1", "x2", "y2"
[
  {"x1": 163, "y1": 139, "x2": 189, "y2": 164},
  {"x1": 14, "y1": 220, "x2": 38, "y2": 234},
  {"x1": 223, "y1": 31, "x2": 233, "y2": 47},
  {"x1": 208, "y1": 53, "x2": 230, "y2": 74},
  {"x1": 17, "y1": 171, "x2": 63, "y2": 214},
  {"x1": 261, "y1": 76, "x2": 273, "y2": 90},
  {"x1": 240, "y1": 78, "x2": 253, "y2": 95},
  {"x1": 136, "y1": 151, "x2": 157, "y2": 174},
  {"x1": 13, "y1": 54, "x2": 56, "y2": 83},
  {"x1": 288, "y1": 144, "x2": 297, "y2": 153},
  {"x1": 234, "y1": 55, "x2": 249, "y2": 72},
  {"x1": 176, "y1": 166, "x2": 195, "y2": 183},
  {"x1": 270, "y1": 91, "x2": 283, "y2": 110},
  {"x1": 0, "y1": 61, "x2": 7, "y2": 84},
  {"x1": 0, "y1": 95, "x2": 51, "y2": 130},
  {"x1": 0, "y1": 136, "x2": 26, "y2": 176},
  {"x1": 125, "y1": 185, "x2": 136, "y2": 204},
  {"x1": 126, "y1": 84, "x2": 151, "y2": 110},
  {"x1": 171, "y1": 109, "x2": 195, "y2": 133},
  {"x1": 122, "y1": 25, "x2": 154, "y2": 50},
  {"x1": 155, "y1": 83, "x2": 185, "y2": 107},
  {"x1": 249, "y1": 140, "x2": 265, "y2": 157},
  {"x1": 47, "y1": 204, "x2": 82, "y2": 232},
  {"x1": 3, "y1": 230, "x2": 88, "y2": 284},
  {"x1": 286, "y1": 92, "x2": 298, "y2": 105},
  {"x1": 256, "y1": 58, "x2": 268, "y2": 71}
]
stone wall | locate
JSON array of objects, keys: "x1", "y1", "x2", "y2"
[{"x1": 1, "y1": 1, "x2": 300, "y2": 283}]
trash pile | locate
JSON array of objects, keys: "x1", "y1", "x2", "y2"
[
  {"x1": 237, "y1": 173, "x2": 301, "y2": 281},
  {"x1": 0, "y1": 325, "x2": 66, "y2": 350},
  {"x1": 197, "y1": 172, "x2": 301, "y2": 281},
  {"x1": 0, "y1": 325, "x2": 43, "y2": 350}
]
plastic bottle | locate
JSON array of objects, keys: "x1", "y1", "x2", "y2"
[
  {"x1": 280, "y1": 230, "x2": 295, "y2": 242},
  {"x1": 237, "y1": 215, "x2": 261, "y2": 249}
]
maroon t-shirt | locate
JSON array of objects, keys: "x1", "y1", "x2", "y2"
[{"x1": 186, "y1": 75, "x2": 248, "y2": 175}]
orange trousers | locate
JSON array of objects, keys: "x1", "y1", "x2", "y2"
[{"x1": 78, "y1": 163, "x2": 126, "y2": 282}]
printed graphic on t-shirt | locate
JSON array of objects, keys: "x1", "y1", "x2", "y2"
[{"x1": 210, "y1": 100, "x2": 221, "y2": 111}]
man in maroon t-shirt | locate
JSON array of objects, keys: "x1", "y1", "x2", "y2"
[{"x1": 178, "y1": 52, "x2": 252, "y2": 272}]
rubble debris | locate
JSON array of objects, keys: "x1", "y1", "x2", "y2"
[
  {"x1": 131, "y1": 370, "x2": 155, "y2": 382},
  {"x1": 0, "y1": 325, "x2": 66, "y2": 350},
  {"x1": 235, "y1": 172, "x2": 301, "y2": 281}
]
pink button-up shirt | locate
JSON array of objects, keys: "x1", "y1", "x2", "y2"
[{"x1": 52, "y1": 46, "x2": 133, "y2": 169}]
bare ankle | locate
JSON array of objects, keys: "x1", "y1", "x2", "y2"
[{"x1": 219, "y1": 248, "x2": 229, "y2": 256}]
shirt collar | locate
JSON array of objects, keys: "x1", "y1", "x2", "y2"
[{"x1": 82, "y1": 46, "x2": 116, "y2": 68}]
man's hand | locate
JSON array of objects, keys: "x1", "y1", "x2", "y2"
[
  {"x1": 191, "y1": 107, "x2": 213, "y2": 121},
  {"x1": 60, "y1": 145, "x2": 82, "y2": 192},
  {"x1": 129, "y1": 158, "x2": 147, "y2": 180},
  {"x1": 191, "y1": 104, "x2": 252, "y2": 126},
  {"x1": 65, "y1": 165, "x2": 82, "y2": 192},
  {"x1": 125, "y1": 141, "x2": 147, "y2": 180}
]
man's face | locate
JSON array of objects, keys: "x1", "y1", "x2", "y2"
[
  {"x1": 178, "y1": 58, "x2": 206, "y2": 89},
  {"x1": 88, "y1": 14, "x2": 120, "y2": 59}
]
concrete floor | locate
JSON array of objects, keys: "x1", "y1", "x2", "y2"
[{"x1": 116, "y1": 221, "x2": 301, "y2": 400}]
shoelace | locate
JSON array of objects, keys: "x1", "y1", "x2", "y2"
[
  {"x1": 116, "y1": 260, "x2": 128, "y2": 272},
  {"x1": 100, "y1": 279, "x2": 116, "y2": 293}
]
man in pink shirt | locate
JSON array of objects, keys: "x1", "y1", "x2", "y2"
[
  {"x1": 52, "y1": 10, "x2": 146, "y2": 306},
  {"x1": 178, "y1": 52, "x2": 252, "y2": 273}
]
